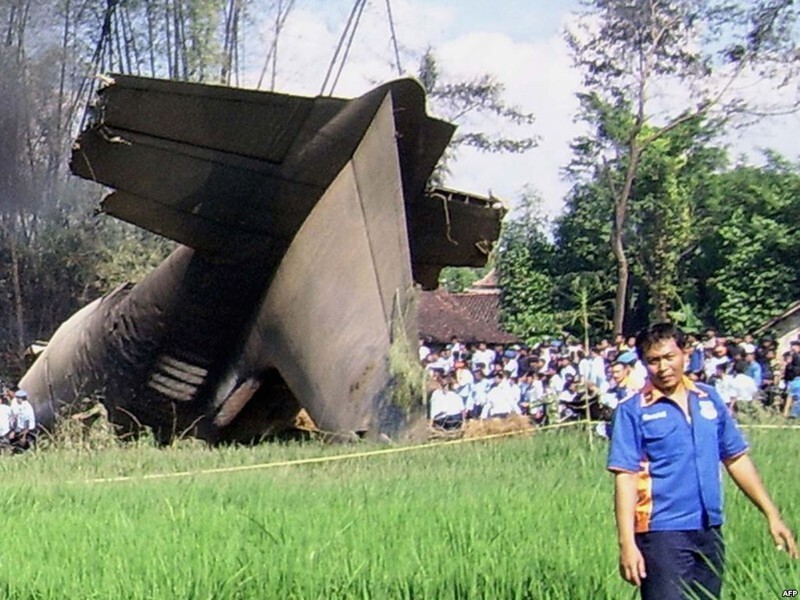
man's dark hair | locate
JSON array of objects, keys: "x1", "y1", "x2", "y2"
[
  {"x1": 733, "y1": 359, "x2": 749, "y2": 375},
  {"x1": 635, "y1": 322, "x2": 686, "y2": 358}
]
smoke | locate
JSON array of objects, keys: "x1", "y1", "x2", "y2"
[{"x1": 0, "y1": 50, "x2": 30, "y2": 213}]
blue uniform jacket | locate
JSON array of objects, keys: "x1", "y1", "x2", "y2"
[{"x1": 607, "y1": 378, "x2": 748, "y2": 532}]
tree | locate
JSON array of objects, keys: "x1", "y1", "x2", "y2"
[
  {"x1": 438, "y1": 266, "x2": 489, "y2": 293},
  {"x1": 557, "y1": 111, "x2": 727, "y2": 333},
  {"x1": 566, "y1": 0, "x2": 799, "y2": 334},
  {"x1": 689, "y1": 153, "x2": 800, "y2": 332},
  {"x1": 496, "y1": 189, "x2": 561, "y2": 343},
  {"x1": 417, "y1": 48, "x2": 537, "y2": 185},
  {"x1": 628, "y1": 118, "x2": 725, "y2": 321}
]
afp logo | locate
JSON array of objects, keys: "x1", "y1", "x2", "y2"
[{"x1": 783, "y1": 590, "x2": 798, "y2": 597}]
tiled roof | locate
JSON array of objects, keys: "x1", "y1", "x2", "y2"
[{"x1": 418, "y1": 287, "x2": 519, "y2": 345}]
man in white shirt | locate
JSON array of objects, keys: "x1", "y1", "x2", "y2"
[
  {"x1": 728, "y1": 359, "x2": 759, "y2": 411},
  {"x1": 10, "y1": 389, "x2": 36, "y2": 451},
  {"x1": 467, "y1": 369, "x2": 491, "y2": 419},
  {"x1": 428, "y1": 376, "x2": 465, "y2": 430},
  {"x1": 453, "y1": 360, "x2": 474, "y2": 408},
  {"x1": 471, "y1": 342, "x2": 496, "y2": 376},
  {"x1": 503, "y1": 350, "x2": 519, "y2": 378},
  {"x1": 418, "y1": 338, "x2": 431, "y2": 363},
  {"x1": 585, "y1": 346, "x2": 609, "y2": 392},
  {"x1": 0, "y1": 392, "x2": 12, "y2": 448},
  {"x1": 481, "y1": 372, "x2": 522, "y2": 419}
]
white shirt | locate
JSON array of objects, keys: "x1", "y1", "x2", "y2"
[
  {"x1": 418, "y1": 344, "x2": 431, "y2": 362},
  {"x1": 481, "y1": 382, "x2": 521, "y2": 418},
  {"x1": 429, "y1": 389, "x2": 463, "y2": 419},
  {"x1": 455, "y1": 368, "x2": 474, "y2": 388},
  {"x1": 426, "y1": 357, "x2": 450, "y2": 375},
  {"x1": 11, "y1": 399, "x2": 35, "y2": 432},
  {"x1": 583, "y1": 355, "x2": 608, "y2": 390},
  {"x1": 472, "y1": 349, "x2": 496, "y2": 375},
  {"x1": 729, "y1": 373, "x2": 758, "y2": 402},
  {"x1": 525, "y1": 379, "x2": 545, "y2": 404},
  {"x1": 503, "y1": 358, "x2": 519, "y2": 378},
  {"x1": 704, "y1": 356, "x2": 728, "y2": 380},
  {"x1": 0, "y1": 404, "x2": 11, "y2": 437},
  {"x1": 715, "y1": 375, "x2": 733, "y2": 405},
  {"x1": 468, "y1": 378, "x2": 491, "y2": 412},
  {"x1": 561, "y1": 364, "x2": 578, "y2": 380},
  {"x1": 549, "y1": 373, "x2": 566, "y2": 395}
]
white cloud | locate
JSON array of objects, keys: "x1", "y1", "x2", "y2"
[{"x1": 433, "y1": 28, "x2": 582, "y2": 217}]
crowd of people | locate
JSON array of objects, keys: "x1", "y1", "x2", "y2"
[
  {"x1": 420, "y1": 327, "x2": 800, "y2": 431},
  {"x1": 0, "y1": 385, "x2": 37, "y2": 452}
]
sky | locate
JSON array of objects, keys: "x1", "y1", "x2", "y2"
[{"x1": 240, "y1": 0, "x2": 800, "y2": 220}]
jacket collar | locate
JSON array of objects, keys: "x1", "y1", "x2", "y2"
[{"x1": 641, "y1": 375, "x2": 706, "y2": 406}]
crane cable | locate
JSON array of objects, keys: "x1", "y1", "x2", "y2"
[
  {"x1": 76, "y1": 0, "x2": 119, "y2": 131},
  {"x1": 256, "y1": 0, "x2": 297, "y2": 90},
  {"x1": 385, "y1": 0, "x2": 403, "y2": 76},
  {"x1": 319, "y1": 0, "x2": 367, "y2": 96}
]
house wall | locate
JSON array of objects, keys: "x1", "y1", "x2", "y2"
[{"x1": 772, "y1": 312, "x2": 800, "y2": 356}]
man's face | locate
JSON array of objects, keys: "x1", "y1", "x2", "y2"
[
  {"x1": 610, "y1": 363, "x2": 628, "y2": 384},
  {"x1": 642, "y1": 338, "x2": 685, "y2": 391}
]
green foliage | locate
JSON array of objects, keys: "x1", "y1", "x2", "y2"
[
  {"x1": 496, "y1": 191, "x2": 561, "y2": 343},
  {"x1": 555, "y1": 113, "x2": 726, "y2": 333},
  {"x1": 556, "y1": 272, "x2": 614, "y2": 345},
  {"x1": 416, "y1": 48, "x2": 536, "y2": 183},
  {"x1": 0, "y1": 429, "x2": 795, "y2": 597},
  {"x1": 688, "y1": 155, "x2": 800, "y2": 331},
  {"x1": 92, "y1": 220, "x2": 177, "y2": 291},
  {"x1": 438, "y1": 266, "x2": 489, "y2": 293},
  {"x1": 554, "y1": 183, "x2": 614, "y2": 275},
  {"x1": 556, "y1": 136, "x2": 800, "y2": 336},
  {"x1": 388, "y1": 289, "x2": 427, "y2": 415},
  {"x1": 667, "y1": 297, "x2": 705, "y2": 333},
  {"x1": 713, "y1": 213, "x2": 796, "y2": 333}
]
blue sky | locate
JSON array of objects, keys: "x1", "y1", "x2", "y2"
[{"x1": 439, "y1": 0, "x2": 580, "y2": 42}]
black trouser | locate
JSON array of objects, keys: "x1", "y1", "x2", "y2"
[
  {"x1": 635, "y1": 527, "x2": 724, "y2": 600},
  {"x1": 432, "y1": 415, "x2": 463, "y2": 430}
]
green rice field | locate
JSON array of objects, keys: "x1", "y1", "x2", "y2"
[{"x1": 0, "y1": 426, "x2": 797, "y2": 599}]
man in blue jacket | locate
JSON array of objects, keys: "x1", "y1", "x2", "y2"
[{"x1": 607, "y1": 322, "x2": 797, "y2": 599}]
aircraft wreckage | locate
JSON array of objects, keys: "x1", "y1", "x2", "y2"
[{"x1": 19, "y1": 75, "x2": 505, "y2": 444}]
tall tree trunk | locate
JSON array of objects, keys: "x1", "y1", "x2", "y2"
[
  {"x1": 1, "y1": 216, "x2": 26, "y2": 359},
  {"x1": 611, "y1": 220, "x2": 629, "y2": 336},
  {"x1": 611, "y1": 144, "x2": 642, "y2": 336}
]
